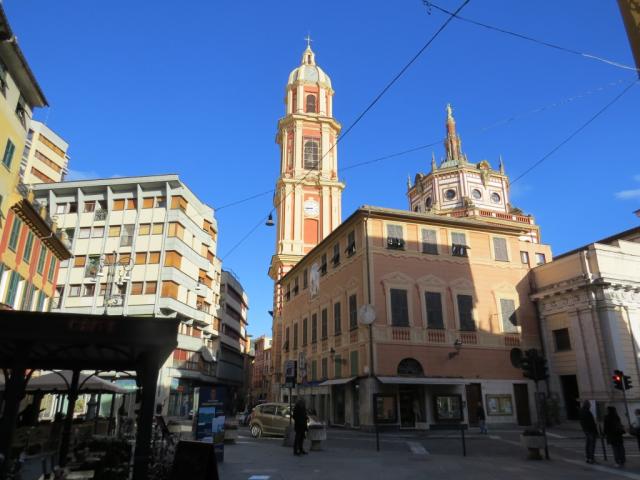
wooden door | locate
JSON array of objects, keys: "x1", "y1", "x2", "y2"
[
  {"x1": 465, "y1": 383, "x2": 482, "y2": 426},
  {"x1": 513, "y1": 383, "x2": 532, "y2": 426}
]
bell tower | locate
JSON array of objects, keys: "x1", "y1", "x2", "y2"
[{"x1": 268, "y1": 42, "x2": 344, "y2": 393}]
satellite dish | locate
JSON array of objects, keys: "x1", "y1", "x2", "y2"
[
  {"x1": 510, "y1": 348, "x2": 523, "y2": 368},
  {"x1": 358, "y1": 304, "x2": 376, "y2": 325}
]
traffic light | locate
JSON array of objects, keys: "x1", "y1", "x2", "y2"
[
  {"x1": 521, "y1": 350, "x2": 533, "y2": 380},
  {"x1": 520, "y1": 349, "x2": 549, "y2": 381},
  {"x1": 624, "y1": 374, "x2": 633, "y2": 390},
  {"x1": 536, "y1": 355, "x2": 549, "y2": 381},
  {"x1": 613, "y1": 370, "x2": 624, "y2": 390}
]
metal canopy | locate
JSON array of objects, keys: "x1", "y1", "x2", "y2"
[
  {"x1": 0, "y1": 309, "x2": 179, "y2": 480},
  {"x1": 0, "y1": 370, "x2": 130, "y2": 394},
  {"x1": 318, "y1": 376, "x2": 357, "y2": 386},
  {"x1": 377, "y1": 376, "x2": 469, "y2": 385},
  {"x1": 0, "y1": 310, "x2": 178, "y2": 371}
]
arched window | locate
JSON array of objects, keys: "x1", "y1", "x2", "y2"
[
  {"x1": 397, "y1": 358, "x2": 424, "y2": 376},
  {"x1": 306, "y1": 95, "x2": 317, "y2": 113},
  {"x1": 303, "y1": 139, "x2": 320, "y2": 170}
]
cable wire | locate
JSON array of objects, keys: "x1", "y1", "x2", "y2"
[
  {"x1": 219, "y1": 0, "x2": 472, "y2": 260},
  {"x1": 511, "y1": 78, "x2": 638, "y2": 184},
  {"x1": 216, "y1": 77, "x2": 630, "y2": 210},
  {"x1": 423, "y1": 1, "x2": 640, "y2": 74}
]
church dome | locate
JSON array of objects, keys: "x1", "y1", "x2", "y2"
[{"x1": 288, "y1": 45, "x2": 332, "y2": 88}]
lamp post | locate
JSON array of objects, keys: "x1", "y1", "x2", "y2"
[{"x1": 92, "y1": 250, "x2": 134, "y2": 314}]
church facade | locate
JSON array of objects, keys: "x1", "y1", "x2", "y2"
[{"x1": 268, "y1": 44, "x2": 552, "y2": 429}]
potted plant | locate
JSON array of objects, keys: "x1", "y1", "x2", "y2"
[{"x1": 520, "y1": 429, "x2": 545, "y2": 460}]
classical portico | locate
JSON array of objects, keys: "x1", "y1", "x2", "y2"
[{"x1": 532, "y1": 229, "x2": 640, "y2": 420}]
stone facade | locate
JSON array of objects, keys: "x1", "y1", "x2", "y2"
[{"x1": 531, "y1": 227, "x2": 640, "y2": 421}]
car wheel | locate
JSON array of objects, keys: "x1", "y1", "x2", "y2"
[{"x1": 250, "y1": 424, "x2": 262, "y2": 438}]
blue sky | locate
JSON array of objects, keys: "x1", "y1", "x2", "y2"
[{"x1": 6, "y1": 1, "x2": 639, "y2": 337}]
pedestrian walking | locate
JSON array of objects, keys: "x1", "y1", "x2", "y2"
[
  {"x1": 604, "y1": 406, "x2": 626, "y2": 468},
  {"x1": 632, "y1": 408, "x2": 640, "y2": 452},
  {"x1": 293, "y1": 398, "x2": 308, "y2": 456},
  {"x1": 476, "y1": 402, "x2": 487, "y2": 434},
  {"x1": 578, "y1": 400, "x2": 598, "y2": 464}
]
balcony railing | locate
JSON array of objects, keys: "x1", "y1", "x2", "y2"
[
  {"x1": 391, "y1": 327, "x2": 411, "y2": 341},
  {"x1": 94, "y1": 209, "x2": 108, "y2": 221}
]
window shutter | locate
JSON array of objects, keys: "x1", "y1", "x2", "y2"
[
  {"x1": 349, "y1": 294, "x2": 357, "y2": 329},
  {"x1": 493, "y1": 237, "x2": 509, "y2": 261},
  {"x1": 390, "y1": 289, "x2": 409, "y2": 326},
  {"x1": 334, "y1": 302, "x2": 341, "y2": 334},
  {"x1": 350, "y1": 351, "x2": 359, "y2": 376},
  {"x1": 500, "y1": 298, "x2": 518, "y2": 332},
  {"x1": 425, "y1": 292, "x2": 444, "y2": 329},
  {"x1": 457, "y1": 294, "x2": 475, "y2": 331},
  {"x1": 422, "y1": 229, "x2": 438, "y2": 254},
  {"x1": 452, "y1": 232, "x2": 466, "y2": 245}
]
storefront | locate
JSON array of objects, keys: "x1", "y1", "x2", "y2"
[{"x1": 374, "y1": 376, "x2": 535, "y2": 429}]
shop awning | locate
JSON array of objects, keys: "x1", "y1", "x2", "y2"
[
  {"x1": 377, "y1": 376, "x2": 469, "y2": 385},
  {"x1": 318, "y1": 377, "x2": 356, "y2": 387},
  {"x1": 199, "y1": 346, "x2": 216, "y2": 363}
]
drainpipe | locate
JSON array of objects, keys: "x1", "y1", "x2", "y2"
[{"x1": 364, "y1": 208, "x2": 379, "y2": 450}]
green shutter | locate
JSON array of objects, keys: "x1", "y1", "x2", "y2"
[
  {"x1": 350, "y1": 351, "x2": 359, "y2": 376},
  {"x1": 37, "y1": 247, "x2": 47, "y2": 274},
  {"x1": 23, "y1": 231, "x2": 34, "y2": 262},
  {"x1": 8, "y1": 217, "x2": 22, "y2": 251},
  {"x1": 2, "y1": 139, "x2": 15, "y2": 168},
  {"x1": 5, "y1": 271, "x2": 21, "y2": 306}
]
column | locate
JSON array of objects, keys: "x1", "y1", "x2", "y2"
[
  {"x1": 132, "y1": 354, "x2": 161, "y2": 480},
  {"x1": 0, "y1": 350, "x2": 28, "y2": 476},
  {"x1": 59, "y1": 369, "x2": 80, "y2": 466}
]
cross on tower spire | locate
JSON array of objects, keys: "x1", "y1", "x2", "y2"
[{"x1": 305, "y1": 34, "x2": 313, "y2": 48}]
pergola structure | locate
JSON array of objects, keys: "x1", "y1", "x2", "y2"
[{"x1": 0, "y1": 310, "x2": 179, "y2": 479}]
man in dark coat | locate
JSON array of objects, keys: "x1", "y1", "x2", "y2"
[
  {"x1": 604, "y1": 406, "x2": 626, "y2": 468},
  {"x1": 578, "y1": 400, "x2": 598, "y2": 464},
  {"x1": 292, "y1": 399, "x2": 308, "y2": 455}
]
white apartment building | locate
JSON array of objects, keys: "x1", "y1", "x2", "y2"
[
  {"x1": 32, "y1": 174, "x2": 222, "y2": 417},
  {"x1": 217, "y1": 270, "x2": 250, "y2": 403},
  {"x1": 20, "y1": 120, "x2": 69, "y2": 184}
]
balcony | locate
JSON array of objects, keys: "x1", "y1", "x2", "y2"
[{"x1": 94, "y1": 210, "x2": 108, "y2": 221}]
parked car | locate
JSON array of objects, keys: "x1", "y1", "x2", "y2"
[{"x1": 249, "y1": 402, "x2": 322, "y2": 438}]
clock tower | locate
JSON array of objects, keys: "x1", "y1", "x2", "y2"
[{"x1": 268, "y1": 42, "x2": 345, "y2": 390}]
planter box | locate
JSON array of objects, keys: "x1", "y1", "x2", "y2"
[
  {"x1": 520, "y1": 434, "x2": 545, "y2": 449},
  {"x1": 308, "y1": 425, "x2": 326, "y2": 451},
  {"x1": 520, "y1": 434, "x2": 545, "y2": 460},
  {"x1": 224, "y1": 423, "x2": 238, "y2": 443}
]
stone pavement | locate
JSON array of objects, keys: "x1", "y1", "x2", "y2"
[{"x1": 218, "y1": 426, "x2": 640, "y2": 480}]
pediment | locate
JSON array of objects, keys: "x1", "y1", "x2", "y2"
[{"x1": 416, "y1": 274, "x2": 447, "y2": 288}]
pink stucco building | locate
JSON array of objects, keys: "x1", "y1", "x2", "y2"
[{"x1": 269, "y1": 43, "x2": 552, "y2": 429}]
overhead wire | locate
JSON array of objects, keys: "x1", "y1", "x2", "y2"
[
  {"x1": 423, "y1": 1, "x2": 640, "y2": 74},
  {"x1": 219, "y1": 0, "x2": 473, "y2": 260},
  {"x1": 215, "y1": 76, "x2": 631, "y2": 210},
  {"x1": 510, "y1": 78, "x2": 639, "y2": 184}
]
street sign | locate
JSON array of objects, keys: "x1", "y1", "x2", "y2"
[{"x1": 284, "y1": 360, "x2": 297, "y2": 385}]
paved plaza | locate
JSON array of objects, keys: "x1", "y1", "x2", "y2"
[{"x1": 219, "y1": 426, "x2": 640, "y2": 480}]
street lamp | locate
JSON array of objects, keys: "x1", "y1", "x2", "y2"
[
  {"x1": 93, "y1": 250, "x2": 134, "y2": 314},
  {"x1": 448, "y1": 339, "x2": 463, "y2": 360}
]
